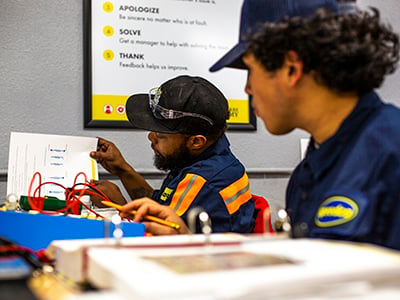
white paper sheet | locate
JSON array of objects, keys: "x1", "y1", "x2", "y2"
[{"x1": 7, "y1": 132, "x2": 98, "y2": 200}]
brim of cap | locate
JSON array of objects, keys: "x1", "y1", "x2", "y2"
[
  {"x1": 209, "y1": 42, "x2": 249, "y2": 72},
  {"x1": 126, "y1": 94, "x2": 182, "y2": 133}
]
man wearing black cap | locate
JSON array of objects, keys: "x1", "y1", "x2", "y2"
[
  {"x1": 124, "y1": 0, "x2": 400, "y2": 250},
  {"x1": 90, "y1": 75, "x2": 255, "y2": 234}
]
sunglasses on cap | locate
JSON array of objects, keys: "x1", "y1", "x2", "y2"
[{"x1": 148, "y1": 87, "x2": 214, "y2": 126}]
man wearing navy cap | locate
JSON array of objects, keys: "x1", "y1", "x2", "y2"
[
  {"x1": 125, "y1": 0, "x2": 400, "y2": 250},
  {"x1": 210, "y1": 0, "x2": 400, "y2": 250},
  {"x1": 90, "y1": 75, "x2": 255, "y2": 235}
]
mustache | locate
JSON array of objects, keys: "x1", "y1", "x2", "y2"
[{"x1": 151, "y1": 144, "x2": 161, "y2": 156}]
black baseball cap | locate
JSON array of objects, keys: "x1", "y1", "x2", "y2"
[
  {"x1": 126, "y1": 75, "x2": 229, "y2": 134},
  {"x1": 209, "y1": 0, "x2": 338, "y2": 72}
]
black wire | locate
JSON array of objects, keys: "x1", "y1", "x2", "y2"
[
  {"x1": 0, "y1": 236, "x2": 14, "y2": 246},
  {"x1": 0, "y1": 236, "x2": 43, "y2": 270},
  {"x1": 72, "y1": 182, "x2": 110, "y2": 201}
]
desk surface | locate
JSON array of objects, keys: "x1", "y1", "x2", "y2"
[
  {"x1": 0, "y1": 279, "x2": 38, "y2": 300},
  {"x1": 48, "y1": 235, "x2": 400, "y2": 300},
  {"x1": 3, "y1": 228, "x2": 400, "y2": 300}
]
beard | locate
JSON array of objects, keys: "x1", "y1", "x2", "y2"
[{"x1": 153, "y1": 141, "x2": 194, "y2": 172}]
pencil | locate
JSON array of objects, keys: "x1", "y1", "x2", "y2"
[{"x1": 101, "y1": 201, "x2": 181, "y2": 230}]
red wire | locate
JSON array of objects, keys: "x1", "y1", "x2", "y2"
[
  {"x1": 26, "y1": 171, "x2": 108, "y2": 219},
  {"x1": 81, "y1": 181, "x2": 111, "y2": 202},
  {"x1": 67, "y1": 172, "x2": 106, "y2": 218},
  {"x1": 27, "y1": 172, "x2": 43, "y2": 211},
  {"x1": 32, "y1": 181, "x2": 74, "y2": 214},
  {"x1": 0, "y1": 245, "x2": 51, "y2": 264},
  {"x1": 71, "y1": 172, "x2": 88, "y2": 201},
  {"x1": 0, "y1": 245, "x2": 36, "y2": 255},
  {"x1": 66, "y1": 190, "x2": 105, "y2": 218}
]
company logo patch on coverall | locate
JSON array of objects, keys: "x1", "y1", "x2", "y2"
[
  {"x1": 315, "y1": 196, "x2": 359, "y2": 227},
  {"x1": 160, "y1": 187, "x2": 174, "y2": 202}
]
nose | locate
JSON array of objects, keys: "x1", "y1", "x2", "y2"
[{"x1": 244, "y1": 74, "x2": 252, "y2": 95}]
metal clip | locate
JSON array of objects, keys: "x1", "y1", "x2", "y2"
[
  {"x1": 4, "y1": 193, "x2": 19, "y2": 211},
  {"x1": 111, "y1": 214, "x2": 123, "y2": 245},
  {"x1": 274, "y1": 209, "x2": 291, "y2": 234},
  {"x1": 187, "y1": 207, "x2": 212, "y2": 245}
]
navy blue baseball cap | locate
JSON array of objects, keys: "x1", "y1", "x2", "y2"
[{"x1": 209, "y1": 0, "x2": 339, "y2": 72}]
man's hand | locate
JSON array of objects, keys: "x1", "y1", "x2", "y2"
[
  {"x1": 90, "y1": 137, "x2": 154, "y2": 201},
  {"x1": 120, "y1": 198, "x2": 190, "y2": 235},
  {"x1": 89, "y1": 180, "x2": 127, "y2": 207},
  {"x1": 90, "y1": 137, "x2": 130, "y2": 176}
]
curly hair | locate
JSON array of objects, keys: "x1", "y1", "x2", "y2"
[{"x1": 247, "y1": 8, "x2": 399, "y2": 96}]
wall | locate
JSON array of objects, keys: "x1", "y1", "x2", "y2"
[{"x1": 1, "y1": 0, "x2": 400, "y2": 211}]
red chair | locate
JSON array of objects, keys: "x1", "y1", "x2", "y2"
[{"x1": 252, "y1": 194, "x2": 275, "y2": 234}]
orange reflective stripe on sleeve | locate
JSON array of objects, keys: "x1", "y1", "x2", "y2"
[
  {"x1": 169, "y1": 173, "x2": 206, "y2": 217},
  {"x1": 219, "y1": 172, "x2": 252, "y2": 215}
]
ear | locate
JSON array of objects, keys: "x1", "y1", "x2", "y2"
[
  {"x1": 284, "y1": 50, "x2": 304, "y2": 86},
  {"x1": 187, "y1": 135, "x2": 208, "y2": 151}
]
